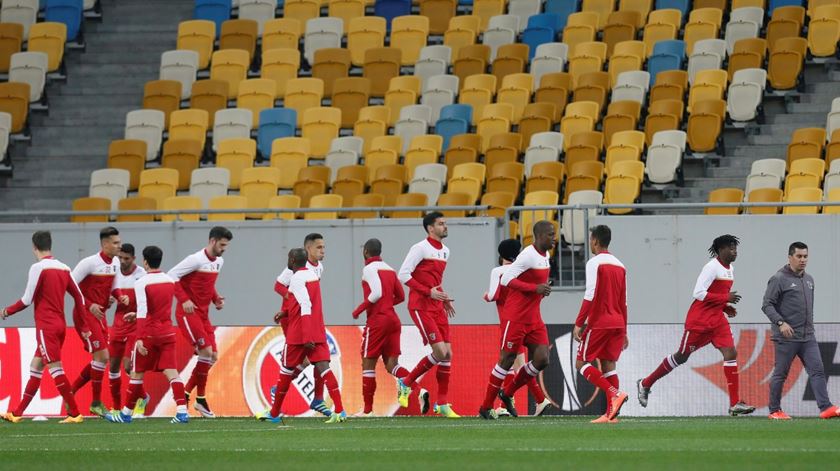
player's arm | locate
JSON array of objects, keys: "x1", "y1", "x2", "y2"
[
  {"x1": 398, "y1": 245, "x2": 432, "y2": 296},
  {"x1": 692, "y1": 263, "x2": 730, "y2": 305},
  {"x1": 71, "y1": 257, "x2": 97, "y2": 310},
  {"x1": 211, "y1": 258, "x2": 224, "y2": 306},
  {"x1": 274, "y1": 268, "x2": 293, "y2": 297},
  {"x1": 392, "y1": 276, "x2": 405, "y2": 306},
  {"x1": 290, "y1": 275, "x2": 314, "y2": 344},
  {"x1": 501, "y1": 252, "x2": 538, "y2": 293},
  {"x1": 483, "y1": 268, "x2": 502, "y2": 302},
  {"x1": 167, "y1": 254, "x2": 200, "y2": 305},
  {"x1": 4, "y1": 263, "x2": 42, "y2": 317},
  {"x1": 353, "y1": 265, "x2": 382, "y2": 318},
  {"x1": 133, "y1": 279, "x2": 148, "y2": 338},
  {"x1": 66, "y1": 272, "x2": 91, "y2": 331},
  {"x1": 575, "y1": 258, "x2": 599, "y2": 328},
  {"x1": 761, "y1": 274, "x2": 785, "y2": 324}
]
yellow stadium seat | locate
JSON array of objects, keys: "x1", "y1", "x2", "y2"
[
  {"x1": 28, "y1": 22, "x2": 66, "y2": 73},
  {"x1": 609, "y1": 40, "x2": 646, "y2": 86},
  {"x1": 650, "y1": 69, "x2": 688, "y2": 103},
  {"x1": 459, "y1": 74, "x2": 496, "y2": 126},
  {"x1": 364, "y1": 47, "x2": 402, "y2": 98},
  {"x1": 808, "y1": 5, "x2": 840, "y2": 57},
  {"x1": 603, "y1": 11, "x2": 640, "y2": 56},
  {"x1": 169, "y1": 109, "x2": 209, "y2": 149},
  {"x1": 568, "y1": 41, "x2": 607, "y2": 88},
  {"x1": 349, "y1": 193, "x2": 385, "y2": 219},
  {"x1": 421, "y1": 0, "x2": 457, "y2": 35},
  {"x1": 581, "y1": 0, "x2": 612, "y2": 30},
  {"x1": 492, "y1": 44, "x2": 530, "y2": 85},
  {"x1": 784, "y1": 187, "x2": 823, "y2": 214},
  {"x1": 161, "y1": 139, "x2": 203, "y2": 191},
  {"x1": 138, "y1": 168, "x2": 179, "y2": 215},
  {"x1": 264, "y1": 194, "x2": 302, "y2": 220},
  {"x1": 333, "y1": 77, "x2": 371, "y2": 128},
  {"x1": 302, "y1": 107, "x2": 342, "y2": 157},
  {"x1": 619, "y1": 0, "x2": 652, "y2": 28},
  {"x1": 497, "y1": 72, "x2": 534, "y2": 124},
  {"x1": 370, "y1": 177, "x2": 403, "y2": 207},
  {"x1": 391, "y1": 15, "x2": 430, "y2": 65},
  {"x1": 520, "y1": 190, "x2": 559, "y2": 244},
  {"x1": 348, "y1": 16, "x2": 387, "y2": 67},
  {"x1": 436, "y1": 191, "x2": 471, "y2": 217},
  {"x1": 354, "y1": 105, "x2": 390, "y2": 154},
  {"x1": 535, "y1": 72, "x2": 571, "y2": 122},
  {"x1": 285, "y1": 77, "x2": 325, "y2": 126},
  {"x1": 487, "y1": 161, "x2": 524, "y2": 194},
  {"x1": 405, "y1": 135, "x2": 443, "y2": 179},
  {"x1": 688, "y1": 69, "x2": 728, "y2": 113},
  {"x1": 728, "y1": 38, "x2": 767, "y2": 80},
  {"x1": 210, "y1": 49, "x2": 250, "y2": 99},
  {"x1": 480, "y1": 191, "x2": 516, "y2": 218},
  {"x1": 565, "y1": 130, "x2": 603, "y2": 171},
  {"x1": 484, "y1": 132, "x2": 521, "y2": 175},
  {"x1": 365, "y1": 135, "x2": 402, "y2": 181},
  {"x1": 447, "y1": 175, "x2": 482, "y2": 203},
  {"x1": 472, "y1": 0, "x2": 506, "y2": 31},
  {"x1": 643, "y1": 9, "x2": 680, "y2": 57},
  {"x1": 477, "y1": 103, "x2": 513, "y2": 153},
  {"x1": 270, "y1": 137, "x2": 310, "y2": 189},
  {"x1": 784, "y1": 172, "x2": 820, "y2": 197},
  {"x1": 444, "y1": 15, "x2": 480, "y2": 59},
  {"x1": 453, "y1": 44, "x2": 491, "y2": 89},
  {"x1": 572, "y1": 71, "x2": 610, "y2": 115},
  {"x1": 263, "y1": 18, "x2": 303, "y2": 52},
  {"x1": 444, "y1": 133, "x2": 481, "y2": 174},
  {"x1": 283, "y1": 0, "x2": 320, "y2": 24},
  {"x1": 108, "y1": 139, "x2": 147, "y2": 191},
  {"x1": 384, "y1": 75, "x2": 421, "y2": 126},
  {"x1": 116, "y1": 197, "x2": 157, "y2": 222},
  {"x1": 565, "y1": 160, "x2": 604, "y2": 202},
  {"x1": 687, "y1": 99, "x2": 726, "y2": 153},
  {"x1": 767, "y1": 6, "x2": 805, "y2": 50},
  {"x1": 161, "y1": 196, "x2": 202, "y2": 222},
  {"x1": 747, "y1": 187, "x2": 783, "y2": 214},
  {"x1": 312, "y1": 48, "x2": 352, "y2": 98},
  {"x1": 603, "y1": 100, "x2": 642, "y2": 147},
  {"x1": 219, "y1": 19, "x2": 258, "y2": 61},
  {"x1": 824, "y1": 188, "x2": 840, "y2": 214},
  {"x1": 328, "y1": 0, "x2": 365, "y2": 33},
  {"x1": 241, "y1": 167, "x2": 281, "y2": 218},
  {"x1": 789, "y1": 157, "x2": 826, "y2": 181},
  {"x1": 0, "y1": 23, "x2": 23, "y2": 74},
  {"x1": 526, "y1": 161, "x2": 565, "y2": 193},
  {"x1": 604, "y1": 173, "x2": 640, "y2": 214},
  {"x1": 142, "y1": 80, "x2": 181, "y2": 127},
  {"x1": 216, "y1": 138, "x2": 257, "y2": 190},
  {"x1": 768, "y1": 37, "x2": 807, "y2": 90},
  {"x1": 236, "y1": 79, "x2": 276, "y2": 128},
  {"x1": 787, "y1": 128, "x2": 827, "y2": 169},
  {"x1": 71, "y1": 197, "x2": 111, "y2": 223},
  {"x1": 261, "y1": 49, "x2": 299, "y2": 98},
  {"x1": 605, "y1": 130, "x2": 645, "y2": 175},
  {"x1": 645, "y1": 99, "x2": 683, "y2": 145},
  {"x1": 561, "y1": 101, "x2": 599, "y2": 148},
  {"x1": 391, "y1": 192, "x2": 429, "y2": 218},
  {"x1": 207, "y1": 195, "x2": 247, "y2": 221},
  {"x1": 190, "y1": 80, "x2": 228, "y2": 126},
  {"x1": 518, "y1": 102, "x2": 556, "y2": 152},
  {"x1": 705, "y1": 188, "x2": 745, "y2": 215}
]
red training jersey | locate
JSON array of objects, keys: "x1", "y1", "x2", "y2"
[
  {"x1": 134, "y1": 270, "x2": 176, "y2": 338},
  {"x1": 72, "y1": 251, "x2": 120, "y2": 331},
  {"x1": 111, "y1": 265, "x2": 147, "y2": 339},
  {"x1": 167, "y1": 248, "x2": 223, "y2": 317},
  {"x1": 501, "y1": 245, "x2": 551, "y2": 324},
  {"x1": 5, "y1": 256, "x2": 87, "y2": 332},
  {"x1": 398, "y1": 237, "x2": 449, "y2": 311},
  {"x1": 275, "y1": 260, "x2": 323, "y2": 330},
  {"x1": 684, "y1": 258, "x2": 734, "y2": 331},
  {"x1": 352, "y1": 256, "x2": 405, "y2": 321},
  {"x1": 575, "y1": 252, "x2": 627, "y2": 330},
  {"x1": 285, "y1": 268, "x2": 326, "y2": 345},
  {"x1": 483, "y1": 264, "x2": 511, "y2": 323}
]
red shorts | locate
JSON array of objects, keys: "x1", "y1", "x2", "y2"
[
  {"x1": 108, "y1": 334, "x2": 136, "y2": 359},
  {"x1": 133, "y1": 334, "x2": 177, "y2": 373},
  {"x1": 577, "y1": 328, "x2": 625, "y2": 362},
  {"x1": 500, "y1": 319, "x2": 549, "y2": 353},
  {"x1": 34, "y1": 327, "x2": 65, "y2": 364},
  {"x1": 75, "y1": 318, "x2": 109, "y2": 353},
  {"x1": 678, "y1": 323, "x2": 734, "y2": 354},
  {"x1": 409, "y1": 308, "x2": 450, "y2": 345},
  {"x1": 283, "y1": 342, "x2": 330, "y2": 368},
  {"x1": 361, "y1": 315, "x2": 401, "y2": 359},
  {"x1": 177, "y1": 314, "x2": 217, "y2": 351}
]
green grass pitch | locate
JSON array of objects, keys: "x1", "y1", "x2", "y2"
[{"x1": 3, "y1": 416, "x2": 840, "y2": 470}]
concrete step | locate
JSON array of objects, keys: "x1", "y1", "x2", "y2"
[
  {"x1": 27, "y1": 126, "x2": 123, "y2": 140},
  {"x1": 769, "y1": 112, "x2": 828, "y2": 125},
  {"x1": 683, "y1": 176, "x2": 745, "y2": 188},
  {"x1": 66, "y1": 51, "x2": 164, "y2": 65}
]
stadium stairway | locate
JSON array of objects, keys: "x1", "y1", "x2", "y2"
[
  {"x1": 0, "y1": 0, "x2": 193, "y2": 216},
  {"x1": 648, "y1": 62, "x2": 840, "y2": 214}
]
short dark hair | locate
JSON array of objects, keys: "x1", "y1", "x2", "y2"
[
  {"x1": 788, "y1": 241, "x2": 808, "y2": 256},
  {"x1": 142, "y1": 245, "x2": 163, "y2": 269},
  {"x1": 423, "y1": 211, "x2": 444, "y2": 233},
  {"x1": 364, "y1": 238, "x2": 382, "y2": 257},
  {"x1": 290, "y1": 247, "x2": 308, "y2": 268},
  {"x1": 120, "y1": 243, "x2": 135, "y2": 256},
  {"x1": 100, "y1": 226, "x2": 119, "y2": 241},
  {"x1": 304, "y1": 233, "x2": 323, "y2": 246},
  {"x1": 498, "y1": 239, "x2": 521, "y2": 262},
  {"x1": 533, "y1": 220, "x2": 554, "y2": 238},
  {"x1": 590, "y1": 225, "x2": 611, "y2": 248},
  {"x1": 209, "y1": 226, "x2": 233, "y2": 241},
  {"x1": 32, "y1": 231, "x2": 51, "y2": 251},
  {"x1": 709, "y1": 234, "x2": 740, "y2": 256}
]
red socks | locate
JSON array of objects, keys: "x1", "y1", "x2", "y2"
[
  {"x1": 313, "y1": 367, "x2": 324, "y2": 402},
  {"x1": 124, "y1": 379, "x2": 143, "y2": 411},
  {"x1": 503, "y1": 361, "x2": 539, "y2": 397},
  {"x1": 403, "y1": 353, "x2": 440, "y2": 388},
  {"x1": 321, "y1": 368, "x2": 344, "y2": 414},
  {"x1": 190, "y1": 357, "x2": 212, "y2": 397},
  {"x1": 390, "y1": 365, "x2": 409, "y2": 379},
  {"x1": 527, "y1": 375, "x2": 546, "y2": 403},
  {"x1": 362, "y1": 370, "x2": 376, "y2": 414},
  {"x1": 14, "y1": 369, "x2": 43, "y2": 416},
  {"x1": 170, "y1": 378, "x2": 187, "y2": 407},
  {"x1": 481, "y1": 364, "x2": 508, "y2": 410},
  {"x1": 580, "y1": 364, "x2": 618, "y2": 397},
  {"x1": 109, "y1": 372, "x2": 122, "y2": 410},
  {"x1": 603, "y1": 370, "x2": 619, "y2": 415},
  {"x1": 71, "y1": 363, "x2": 91, "y2": 393},
  {"x1": 50, "y1": 366, "x2": 80, "y2": 417},
  {"x1": 436, "y1": 361, "x2": 451, "y2": 405},
  {"x1": 723, "y1": 360, "x2": 740, "y2": 407},
  {"x1": 642, "y1": 355, "x2": 678, "y2": 389},
  {"x1": 270, "y1": 367, "x2": 294, "y2": 417},
  {"x1": 90, "y1": 361, "x2": 106, "y2": 403}
]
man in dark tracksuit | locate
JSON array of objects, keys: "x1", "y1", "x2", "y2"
[{"x1": 762, "y1": 241, "x2": 839, "y2": 419}]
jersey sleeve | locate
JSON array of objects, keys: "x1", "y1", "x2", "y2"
[
  {"x1": 501, "y1": 250, "x2": 537, "y2": 292},
  {"x1": 134, "y1": 279, "x2": 149, "y2": 337},
  {"x1": 575, "y1": 258, "x2": 600, "y2": 327},
  {"x1": 692, "y1": 262, "x2": 728, "y2": 303},
  {"x1": 65, "y1": 271, "x2": 89, "y2": 331},
  {"x1": 363, "y1": 265, "x2": 383, "y2": 304},
  {"x1": 289, "y1": 275, "x2": 312, "y2": 315},
  {"x1": 71, "y1": 257, "x2": 92, "y2": 284},
  {"x1": 484, "y1": 267, "x2": 503, "y2": 302},
  {"x1": 5, "y1": 263, "x2": 43, "y2": 315},
  {"x1": 398, "y1": 244, "x2": 431, "y2": 296},
  {"x1": 392, "y1": 277, "x2": 405, "y2": 305},
  {"x1": 167, "y1": 254, "x2": 201, "y2": 303}
]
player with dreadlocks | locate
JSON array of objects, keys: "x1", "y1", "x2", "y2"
[{"x1": 636, "y1": 235, "x2": 756, "y2": 416}]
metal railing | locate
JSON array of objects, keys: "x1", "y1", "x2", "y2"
[{"x1": 505, "y1": 200, "x2": 840, "y2": 288}]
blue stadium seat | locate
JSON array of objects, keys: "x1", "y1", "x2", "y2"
[
  {"x1": 374, "y1": 0, "x2": 412, "y2": 31},
  {"x1": 45, "y1": 0, "x2": 83, "y2": 41},
  {"x1": 257, "y1": 108, "x2": 297, "y2": 159},
  {"x1": 647, "y1": 40, "x2": 685, "y2": 86},
  {"x1": 435, "y1": 104, "x2": 472, "y2": 150},
  {"x1": 769, "y1": 0, "x2": 804, "y2": 13},
  {"x1": 544, "y1": 0, "x2": 578, "y2": 30},
  {"x1": 522, "y1": 14, "x2": 562, "y2": 59},
  {"x1": 195, "y1": 0, "x2": 232, "y2": 38},
  {"x1": 655, "y1": 0, "x2": 689, "y2": 18}
]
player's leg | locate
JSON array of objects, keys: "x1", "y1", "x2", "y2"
[
  {"x1": 163, "y1": 368, "x2": 190, "y2": 423},
  {"x1": 47, "y1": 360, "x2": 84, "y2": 423},
  {"x1": 314, "y1": 355, "x2": 346, "y2": 423},
  {"x1": 768, "y1": 340, "x2": 798, "y2": 418},
  {"x1": 3, "y1": 355, "x2": 44, "y2": 422},
  {"x1": 714, "y1": 324, "x2": 754, "y2": 416},
  {"x1": 591, "y1": 359, "x2": 619, "y2": 423},
  {"x1": 399, "y1": 310, "x2": 446, "y2": 411},
  {"x1": 637, "y1": 330, "x2": 696, "y2": 407},
  {"x1": 433, "y1": 338, "x2": 458, "y2": 417},
  {"x1": 181, "y1": 316, "x2": 215, "y2": 418},
  {"x1": 575, "y1": 329, "x2": 627, "y2": 421},
  {"x1": 107, "y1": 340, "x2": 124, "y2": 412},
  {"x1": 261, "y1": 344, "x2": 298, "y2": 423},
  {"x1": 499, "y1": 322, "x2": 551, "y2": 415},
  {"x1": 523, "y1": 347, "x2": 550, "y2": 416},
  {"x1": 360, "y1": 356, "x2": 378, "y2": 416},
  {"x1": 479, "y1": 347, "x2": 517, "y2": 419}
]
